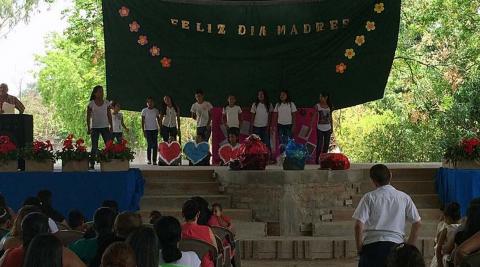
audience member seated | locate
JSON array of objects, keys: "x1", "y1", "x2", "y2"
[
  {"x1": 149, "y1": 211, "x2": 162, "y2": 225},
  {"x1": 455, "y1": 198, "x2": 480, "y2": 246},
  {"x1": 101, "y1": 201, "x2": 119, "y2": 217},
  {"x1": 208, "y1": 203, "x2": 232, "y2": 230},
  {"x1": 0, "y1": 205, "x2": 41, "y2": 252},
  {"x1": 126, "y1": 226, "x2": 158, "y2": 267},
  {"x1": 114, "y1": 212, "x2": 142, "y2": 240},
  {"x1": 155, "y1": 216, "x2": 201, "y2": 267},
  {"x1": 0, "y1": 209, "x2": 12, "y2": 240},
  {"x1": 191, "y1": 197, "x2": 212, "y2": 226},
  {"x1": 431, "y1": 202, "x2": 461, "y2": 267},
  {"x1": 386, "y1": 243, "x2": 425, "y2": 267},
  {"x1": 23, "y1": 233, "x2": 63, "y2": 267},
  {"x1": 37, "y1": 190, "x2": 66, "y2": 224},
  {"x1": 0, "y1": 195, "x2": 15, "y2": 220},
  {"x1": 181, "y1": 200, "x2": 217, "y2": 267},
  {"x1": 69, "y1": 208, "x2": 116, "y2": 266},
  {"x1": 68, "y1": 210, "x2": 86, "y2": 232},
  {"x1": 100, "y1": 242, "x2": 136, "y2": 267},
  {"x1": 454, "y1": 231, "x2": 480, "y2": 266}
]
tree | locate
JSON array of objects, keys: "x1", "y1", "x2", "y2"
[{"x1": 0, "y1": 0, "x2": 53, "y2": 37}]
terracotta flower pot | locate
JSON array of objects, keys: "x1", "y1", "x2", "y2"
[
  {"x1": 62, "y1": 160, "x2": 89, "y2": 172},
  {"x1": 25, "y1": 160, "x2": 54, "y2": 172},
  {"x1": 100, "y1": 159, "x2": 130, "y2": 172},
  {"x1": 0, "y1": 161, "x2": 18, "y2": 172}
]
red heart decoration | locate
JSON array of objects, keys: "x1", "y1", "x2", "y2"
[
  {"x1": 158, "y1": 141, "x2": 181, "y2": 165},
  {"x1": 218, "y1": 143, "x2": 241, "y2": 164}
]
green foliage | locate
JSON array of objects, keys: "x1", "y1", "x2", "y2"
[{"x1": 0, "y1": 0, "x2": 54, "y2": 37}]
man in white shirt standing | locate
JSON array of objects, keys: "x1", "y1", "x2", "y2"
[
  {"x1": 353, "y1": 164, "x2": 422, "y2": 267},
  {"x1": 190, "y1": 90, "x2": 213, "y2": 142}
]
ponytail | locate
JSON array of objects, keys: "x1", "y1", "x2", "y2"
[
  {"x1": 154, "y1": 216, "x2": 183, "y2": 263},
  {"x1": 161, "y1": 242, "x2": 182, "y2": 263}
]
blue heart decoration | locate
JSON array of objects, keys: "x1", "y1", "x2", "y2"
[{"x1": 183, "y1": 141, "x2": 210, "y2": 164}]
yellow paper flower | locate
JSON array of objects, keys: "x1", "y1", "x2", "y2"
[
  {"x1": 374, "y1": 3, "x2": 385, "y2": 14},
  {"x1": 129, "y1": 21, "x2": 140, "y2": 32},
  {"x1": 336, "y1": 63, "x2": 347, "y2": 74},
  {"x1": 355, "y1": 35, "x2": 365, "y2": 46},
  {"x1": 344, "y1": 49, "x2": 356, "y2": 59},
  {"x1": 138, "y1": 35, "x2": 148, "y2": 46},
  {"x1": 150, "y1": 46, "x2": 160, "y2": 57},
  {"x1": 366, "y1": 21, "x2": 376, "y2": 31}
]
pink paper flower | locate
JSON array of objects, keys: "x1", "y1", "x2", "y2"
[
  {"x1": 336, "y1": 63, "x2": 347, "y2": 74},
  {"x1": 129, "y1": 21, "x2": 140, "y2": 32},
  {"x1": 366, "y1": 21, "x2": 376, "y2": 31},
  {"x1": 150, "y1": 46, "x2": 160, "y2": 56},
  {"x1": 138, "y1": 35, "x2": 148, "y2": 46},
  {"x1": 161, "y1": 57, "x2": 172, "y2": 68},
  {"x1": 119, "y1": 6, "x2": 130, "y2": 17}
]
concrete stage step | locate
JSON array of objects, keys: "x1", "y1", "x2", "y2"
[
  {"x1": 352, "y1": 194, "x2": 441, "y2": 209},
  {"x1": 142, "y1": 169, "x2": 215, "y2": 182},
  {"x1": 235, "y1": 222, "x2": 267, "y2": 239},
  {"x1": 141, "y1": 194, "x2": 231, "y2": 209},
  {"x1": 312, "y1": 221, "x2": 437, "y2": 238},
  {"x1": 389, "y1": 168, "x2": 436, "y2": 181},
  {"x1": 330, "y1": 208, "x2": 442, "y2": 222},
  {"x1": 358, "y1": 180, "x2": 437, "y2": 195},
  {"x1": 139, "y1": 208, "x2": 253, "y2": 222},
  {"x1": 144, "y1": 181, "x2": 220, "y2": 195}
]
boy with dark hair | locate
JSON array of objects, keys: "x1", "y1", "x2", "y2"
[
  {"x1": 190, "y1": 90, "x2": 213, "y2": 142},
  {"x1": 68, "y1": 209, "x2": 86, "y2": 232},
  {"x1": 141, "y1": 96, "x2": 160, "y2": 165},
  {"x1": 369, "y1": 163, "x2": 391, "y2": 186},
  {"x1": 37, "y1": 190, "x2": 65, "y2": 223}
]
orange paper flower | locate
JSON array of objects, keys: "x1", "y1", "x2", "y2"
[
  {"x1": 344, "y1": 49, "x2": 356, "y2": 59},
  {"x1": 161, "y1": 57, "x2": 172, "y2": 68},
  {"x1": 355, "y1": 35, "x2": 365, "y2": 46},
  {"x1": 129, "y1": 21, "x2": 140, "y2": 32},
  {"x1": 374, "y1": 3, "x2": 385, "y2": 14},
  {"x1": 150, "y1": 46, "x2": 160, "y2": 56},
  {"x1": 336, "y1": 63, "x2": 347, "y2": 74},
  {"x1": 366, "y1": 21, "x2": 376, "y2": 31},
  {"x1": 138, "y1": 35, "x2": 148, "y2": 46},
  {"x1": 119, "y1": 6, "x2": 129, "y2": 17}
]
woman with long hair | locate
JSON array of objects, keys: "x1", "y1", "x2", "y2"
[
  {"x1": 23, "y1": 234, "x2": 63, "y2": 267},
  {"x1": 273, "y1": 90, "x2": 297, "y2": 147},
  {"x1": 126, "y1": 226, "x2": 159, "y2": 267},
  {"x1": 250, "y1": 90, "x2": 273, "y2": 149},
  {"x1": 159, "y1": 95, "x2": 181, "y2": 143},
  {"x1": 310, "y1": 92, "x2": 334, "y2": 163}
]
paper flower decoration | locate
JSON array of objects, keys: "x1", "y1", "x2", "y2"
[
  {"x1": 344, "y1": 49, "x2": 356, "y2": 59},
  {"x1": 355, "y1": 35, "x2": 365, "y2": 46},
  {"x1": 129, "y1": 21, "x2": 140, "y2": 32},
  {"x1": 150, "y1": 46, "x2": 160, "y2": 56},
  {"x1": 119, "y1": 6, "x2": 129, "y2": 17},
  {"x1": 336, "y1": 63, "x2": 347, "y2": 74},
  {"x1": 374, "y1": 3, "x2": 385, "y2": 14},
  {"x1": 161, "y1": 57, "x2": 172, "y2": 68},
  {"x1": 138, "y1": 35, "x2": 148, "y2": 46},
  {"x1": 366, "y1": 21, "x2": 376, "y2": 31}
]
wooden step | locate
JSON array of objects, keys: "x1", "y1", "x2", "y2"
[
  {"x1": 352, "y1": 194, "x2": 441, "y2": 209},
  {"x1": 139, "y1": 208, "x2": 253, "y2": 222},
  {"x1": 140, "y1": 195, "x2": 231, "y2": 209},
  {"x1": 330, "y1": 208, "x2": 442, "y2": 222},
  {"x1": 358, "y1": 180, "x2": 436, "y2": 195},
  {"x1": 144, "y1": 181, "x2": 220, "y2": 195}
]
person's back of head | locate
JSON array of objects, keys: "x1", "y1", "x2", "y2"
[
  {"x1": 0, "y1": 194, "x2": 7, "y2": 210},
  {"x1": 444, "y1": 202, "x2": 461, "y2": 224},
  {"x1": 23, "y1": 233, "x2": 62, "y2": 267},
  {"x1": 94, "y1": 207, "x2": 116, "y2": 236},
  {"x1": 114, "y1": 212, "x2": 142, "y2": 239},
  {"x1": 154, "y1": 216, "x2": 182, "y2": 263},
  {"x1": 23, "y1": 197, "x2": 41, "y2": 208},
  {"x1": 191, "y1": 196, "x2": 211, "y2": 225},
  {"x1": 12, "y1": 205, "x2": 42, "y2": 237},
  {"x1": 21, "y1": 212, "x2": 50, "y2": 248},
  {"x1": 37, "y1": 190, "x2": 53, "y2": 207},
  {"x1": 370, "y1": 164, "x2": 392, "y2": 187},
  {"x1": 0, "y1": 208, "x2": 12, "y2": 229},
  {"x1": 464, "y1": 197, "x2": 480, "y2": 238},
  {"x1": 126, "y1": 226, "x2": 159, "y2": 267},
  {"x1": 386, "y1": 243, "x2": 425, "y2": 267},
  {"x1": 101, "y1": 242, "x2": 136, "y2": 267},
  {"x1": 68, "y1": 209, "x2": 85, "y2": 231},
  {"x1": 182, "y1": 199, "x2": 200, "y2": 222},
  {"x1": 102, "y1": 200, "x2": 119, "y2": 216},
  {"x1": 149, "y1": 210, "x2": 162, "y2": 225}
]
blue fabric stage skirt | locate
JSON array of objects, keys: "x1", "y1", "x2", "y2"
[
  {"x1": 436, "y1": 167, "x2": 480, "y2": 217},
  {"x1": 0, "y1": 169, "x2": 144, "y2": 220}
]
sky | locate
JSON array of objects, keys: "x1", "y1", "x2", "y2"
[{"x1": 0, "y1": 0, "x2": 72, "y2": 97}]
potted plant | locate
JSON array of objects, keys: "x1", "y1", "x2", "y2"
[
  {"x1": 56, "y1": 134, "x2": 90, "y2": 172},
  {"x1": 444, "y1": 137, "x2": 480, "y2": 169},
  {"x1": 21, "y1": 140, "x2": 55, "y2": 172},
  {"x1": 97, "y1": 139, "x2": 134, "y2": 172},
  {"x1": 0, "y1": 136, "x2": 18, "y2": 172}
]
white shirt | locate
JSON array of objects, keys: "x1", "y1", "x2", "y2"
[
  {"x1": 88, "y1": 100, "x2": 110, "y2": 128},
  {"x1": 162, "y1": 106, "x2": 178, "y2": 128},
  {"x1": 316, "y1": 104, "x2": 332, "y2": 132},
  {"x1": 250, "y1": 102, "x2": 273, "y2": 128},
  {"x1": 274, "y1": 102, "x2": 297, "y2": 125},
  {"x1": 352, "y1": 185, "x2": 421, "y2": 245},
  {"x1": 112, "y1": 112, "x2": 123, "y2": 133},
  {"x1": 159, "y1": 250, "x2": 201, "y2": 267},
  {"x1": 141, "y1": 107, "x2": 160, "y2": 131},
  {"x1": 223, "y1": 105, "x2": 242, "y2": 128},
  {"x1": 190, "y1": 101, "x2": 213, "y2": 127}
]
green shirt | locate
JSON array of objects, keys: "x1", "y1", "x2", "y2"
[{"x1": 68, "y1": 238, "x2": 98, "y2": 265}]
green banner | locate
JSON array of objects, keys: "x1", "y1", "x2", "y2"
[{"x1": 102, "y1": 0, "x2": 400, "y2": 115}]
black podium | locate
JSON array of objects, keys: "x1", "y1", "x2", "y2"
[{"x1": 0, "y1": 114, "x2": 33, "y2": 170}]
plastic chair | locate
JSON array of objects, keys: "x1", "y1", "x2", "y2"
[
  {"x1": 179, "y1": 238, "x2": 223, "y2": 267},
  {"x1": 214, "y1": 234, "x2": 231, "y2": 267},
  {"x1": 55, "y1": 230, "x2": 84, "y2": 246},
  {"x1": 211, "y1": 226, "x2": 240, "y2": 267}
]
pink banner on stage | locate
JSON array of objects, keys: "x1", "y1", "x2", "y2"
[{"x1": 211, "y1": 107, "x2": 318, "y2": 165}]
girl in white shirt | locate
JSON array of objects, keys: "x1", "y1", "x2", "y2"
[
  {"x1": 159, "y1": 95, "x2": 181, "y2": 143},
  {"x1": 310, "y1": 92, "x2": 333, "y2": 163},
  {"x1": 274, "y1": 90, "x2": 297, "y2": 147},
  {"x1": 86, "y1": 85, "x2": 112, "y2": 169},
  {"x1": 111, "y1": 101, "x2": 129, "y2": 143},
  {"x1": 141, "y1": 97, "x2": 160, "y2": 165},
  {"x1": 250, "y1": 90, "x2": 273, "y2": 148},
  {"x1": 222, "y1": 95, "x2": 242, "y2": 137}
]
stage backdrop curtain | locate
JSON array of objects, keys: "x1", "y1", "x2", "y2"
[
  {"x1": 436, "y1": 168, "x2": 480, "y2": 217},
  {"x1": 0, "y1": 169, "x2": 144, "y2": 220},
  {"x1": 102, "y1": 0, "x2": 401, "y2": 115}
]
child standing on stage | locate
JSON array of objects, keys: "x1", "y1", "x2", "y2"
[
  {"x1": 111, "y1": 101, "x2": 129, "y2": 143},
  {"x1": 250, "y1": 90, "x2": 273, "y2": 148},
  {"x1": 310, "y1": 92, "x2": 333, "y2": 163},
  {"x1": 222, "y1": 95, "x2": 242, "y2": 136},
  {"x1": 159, "y1": 95, "x2": 181, "y2": 142},
  {"x1": 190, "y1": 90, "x2": 213, "y2": 142},
  {"x1": 274, "y1": 90, "x2": 297, "y2": 147},
  {"x1": 86, "y1": 85, "x2": 112, "y2": 169},
  {"x1": 141, "y1": 97, "x2": 160, "y2": 165}
]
